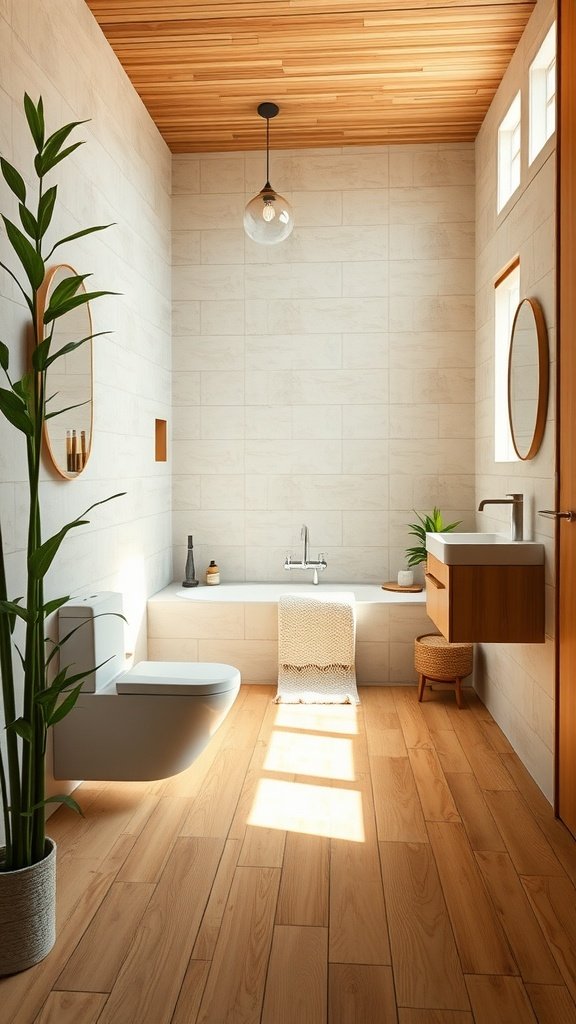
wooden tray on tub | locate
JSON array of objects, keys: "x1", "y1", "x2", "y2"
[{"x1": 381, "y1": 581, "x2": 423, "y2": 593}]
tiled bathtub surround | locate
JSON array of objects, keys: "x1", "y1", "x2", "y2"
[
  {"x1": 172, "y1": 143, "x2": 476, "y2": 586},
  {"x1": 148, "y1": 584, "x2": 433, "y2": 685},
  {"x1": 475, "y1": 0, "x2": 556, "y2": 800}
]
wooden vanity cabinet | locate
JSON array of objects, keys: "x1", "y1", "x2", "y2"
[{"x1": 425, "y1": 553, "x2": 545, "y2": 643}]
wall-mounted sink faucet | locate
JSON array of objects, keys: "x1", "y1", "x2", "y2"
[
  {"x1": 284, "y1": 524, "x2": 327, "y2": 584},
  {"x1": 478, "y1": 493, "x2": 524, "y2": 541}
]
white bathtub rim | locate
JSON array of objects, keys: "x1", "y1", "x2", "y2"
[{"x1": 151, "y1": 581, "x2": 426, "y2": 605}]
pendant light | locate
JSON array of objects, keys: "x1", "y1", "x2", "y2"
[{"x1": 243, "y1": 102, "x2": 294, "y2": 245}]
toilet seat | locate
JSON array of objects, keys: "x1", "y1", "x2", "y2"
[{"x1": 116, "y1": 661, "x2": 241, "y2": 696}]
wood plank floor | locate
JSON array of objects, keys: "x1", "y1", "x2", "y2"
[{"x1": 2, "y1": 684, "x2": 576, "y2": 1024}]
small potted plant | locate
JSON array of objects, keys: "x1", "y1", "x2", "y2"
[
  {"x1": 0, "y1": 95, "x2": 118, "y2": 974},
  {"x1": 405, "y1": 507, "x2": 462, "y2": 572}
]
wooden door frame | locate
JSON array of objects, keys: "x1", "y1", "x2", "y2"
[{"x1": 555, "y1": 1, "x2": 576, "y2": 819}]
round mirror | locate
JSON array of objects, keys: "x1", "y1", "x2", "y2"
[
  {"x1": 508, "y1": 297, "x2": 549, "y2": 460},
  {"x1": 38, "y1": 265, "x2": 93, "y2": 479}
]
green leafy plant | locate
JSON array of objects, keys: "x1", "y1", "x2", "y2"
[
  {"x1": 0, "y1": 95, "x2": 121, "y2": 871},
  {"x1": 405, "y1": 508, "x2": 462, "y2": 567}
]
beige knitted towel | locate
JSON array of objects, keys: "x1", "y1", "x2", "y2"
[{"x1": 276, "y1": 592, "x2": 359, "y2": 704}]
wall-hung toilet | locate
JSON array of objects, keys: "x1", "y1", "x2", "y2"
[{"x1": 52, "y1": 592, "x2": 241, "y2": 781}]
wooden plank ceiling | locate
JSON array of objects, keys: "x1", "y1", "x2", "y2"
[{"x1": 85, "y1": 1, "x2": 536, "y2": 152}]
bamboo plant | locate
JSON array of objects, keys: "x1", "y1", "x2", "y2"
[
  {"x1": 0, "y1": 95, "x2": 120, "y2": 870},
  {"x1": 405, "y1": 508, "x2": 462, "y2": 568}
]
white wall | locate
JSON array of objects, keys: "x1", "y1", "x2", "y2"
[
  {"x1": 0, "y1": 0, "x2": 172, "y2": 812},
  {"x1": 475, "y1": 0, "x2": 556, "y2": 800},
  {"x1": 172, "y1": 143, "x2": 476, "y2": 590}
]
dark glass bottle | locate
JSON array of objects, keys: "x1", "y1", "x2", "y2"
[{"x1": 182, "y1": 535, "x2": 199, "y2": 587}]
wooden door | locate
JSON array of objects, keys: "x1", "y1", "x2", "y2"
[{"x1": 557, "y1": 1, "x2": 576, "y2": 835}]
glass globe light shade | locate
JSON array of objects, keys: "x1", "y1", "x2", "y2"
[{"x1": 243, "y1": 185, "x2": 294, "y2": 245}]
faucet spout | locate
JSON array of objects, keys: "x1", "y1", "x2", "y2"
[
  {"x1": 301, "y1": 523, "x2": 309, "y2": 564},
  {"x1": 478, "y1": 493, "x2": 524, "y2": 541},
  {"x1": 284, "y1": 525, "x2": 327, "y2": 583}
]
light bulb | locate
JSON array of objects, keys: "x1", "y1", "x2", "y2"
[{"x1": 244, "y1": 186, "x2": 294, "y2": 245}]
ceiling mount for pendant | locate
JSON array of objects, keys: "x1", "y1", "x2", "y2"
[
  {"x1": 257, "y1": 102, "x2": 279, "y2": 120},
  {"x1": 243, "y1": 102, "x2": 294, "y2": 246}
]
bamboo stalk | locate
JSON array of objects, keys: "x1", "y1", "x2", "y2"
[{"x1": 0, "y1": 523, "x2": 21, "y2": 870}]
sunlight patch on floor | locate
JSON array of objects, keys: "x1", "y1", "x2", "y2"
[
  {"x1": 273, "y1": 702, "x2": 359, "y2": 735},
  {"x1": 248, "y1": 778, "x2": 365, "y2": 842},
  {"x1": 264, "y1": 730, "x2": 355, "y2": 781}
]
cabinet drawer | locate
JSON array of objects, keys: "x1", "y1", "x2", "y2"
[{"x1": 425, "y1": 554, "x2": 449, "y2": 638}]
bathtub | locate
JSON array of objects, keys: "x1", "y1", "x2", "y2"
[{"x1": 147, "y1": 582, "x2": 432, "y2": 685}]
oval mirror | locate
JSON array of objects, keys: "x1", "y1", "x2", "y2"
[
  {"x1": 38, "y1": 265, "x2": 93, "y2": 479},
  {"x1": 508, "y1": 297, "x2": 549, "y2": 460}
]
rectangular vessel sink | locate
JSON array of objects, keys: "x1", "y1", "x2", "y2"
[{"x1": 426, "y1": 532, "x2": 544, "y2": 566}]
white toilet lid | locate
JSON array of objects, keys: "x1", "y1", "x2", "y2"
[{"x1": 116, "y1": 661, "x2": 241, "y2": 696}]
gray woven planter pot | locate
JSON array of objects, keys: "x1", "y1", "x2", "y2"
[{"x1": 0, "y1": 838, "x2": 57, "y2": 975}]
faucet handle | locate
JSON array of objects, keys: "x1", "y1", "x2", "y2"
[{"x1": 506, "y1": 493, "x2": 523, "y2": 501}]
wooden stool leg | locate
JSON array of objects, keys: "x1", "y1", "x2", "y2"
[
  {"x1": 417, "y1": 674, "x2": 426, "y2": 702},
  {"x1": 454, "y1": 677, "x2": 464, "y2": 709}
]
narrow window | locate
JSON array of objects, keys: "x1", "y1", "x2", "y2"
[
  {"x1": 497, "y1": 92, "x2": 521, "y2": 212},
  {"x1": 529, "y1": 23, "x2": 556, "y2": 164},
  {"x1": 494, "y1": 261, "x2": 520, "y2": 462}
]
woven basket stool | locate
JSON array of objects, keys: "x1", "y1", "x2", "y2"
[{"x1": 414, "y1": 634, "x2": 473, "y2": 709}]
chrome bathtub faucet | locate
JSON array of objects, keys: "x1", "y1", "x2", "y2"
[
  {"x1": 478, "y1": 493, "x2": 524, "y2": 541},
  {"x1": 284, "y1": 524, "x2": 327, "y2": 585}
]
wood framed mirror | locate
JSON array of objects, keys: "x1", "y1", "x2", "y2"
[
  {"x1": 507, "y1": 297, "x2": 549, "y2": 460},
  {"x1": 37, "y1": 265, "x2": 94, "y2": 479}
]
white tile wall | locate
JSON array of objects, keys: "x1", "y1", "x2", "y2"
[
  {"x1": 474, "y1": 0, "x2": 557, "y2": 802},
  {"x1": 172, "y1": 142, "x2": 476, "y2": 587},
  {"x1": 0, "y1": 0, "x2": 172, "y2": 819}
]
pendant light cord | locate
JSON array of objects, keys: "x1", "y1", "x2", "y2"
[{"x1": 266, "y1": 116, "x2": 270, "y2": 188}]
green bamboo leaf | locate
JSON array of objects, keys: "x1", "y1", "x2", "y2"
[
  {"x1": 28, "y1": 520, "x2": 89, "y2": 580},
  {"x1": 46, "y1": 611, "x2": 126, "y2": 667},
  {"x1": 44, "y1": 289, "x2": 118, "y2": 325},
  {"x1": 1, "y1": 216, "x2": 44, "y2": 289},
  {"x1": 0, "y1": 258, "x2": 33, "y2": 313},
  {"x1": 45, "y1": 398, "x2": 90, "y2": 421},
  {"x1": 18, "y1": 203, "x2": 38, "y2": 240},
  {"x1": 24, "y1": 93, "x2": 44, "y2": 151},
  {"x1": 12, "y1": 372, "x2": 34, "y2": 407},
  {"x1": 38, "y1": 185, "x2": 57, "y2": 237},
  {"x1": 46, "y1": 684, "x2": 83, "y2": 726},
  {"x1": 46, "y1": 331, "x2": 111, "y2": 368},
  {"x1": 0, "y1": 599, "x2": 28, "y2": 631},
  {"x1": 36, "y1": 666, "x2": 69, "y2": 700},
  {"x1": 37, "y1": 794, "x2": 83, "y2": 816},
  {"x1": 42, "y1": 121, "x2": 88, "y2": 165},
  {"x1": 14, "y1": 643, "x2": 25, "y2": 672},
  {"x1": 0, "y1": 341, "x2": 8, "y2": 372},
  {"x1": 36, "y1": 140, "x2": 83, "y2": 177},
  {"x1": 47, "y1": 222, "x2": 114, "y2": 259},
  {"x1": 8, "y1": 717, "x2": 33, "y2": 742},
  {"x1": 0, "y1": 386, "x2": 33, "y2": 436},
  {"x1": 81, "y1": 492, "x2": 126, "y2": 518},
  {"x1": 43, "y1": 595, "x2": 71, "y2": 616},
  {"x1": 0, "y1": 158, "x2": 26, "y2": 203},
  {"x1": 47, "y1": 272, "x2": 89, "y2": 310},
  {"x1": 32, "y1": 337, "x2": 51, "y2": 371}
]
